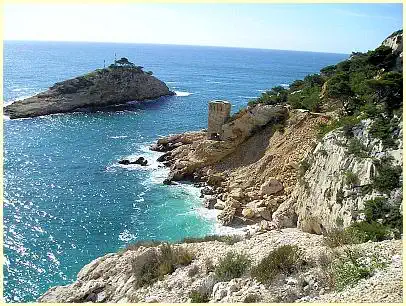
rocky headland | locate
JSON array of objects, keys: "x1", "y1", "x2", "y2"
[
  {"x1": 38, "y1": 31, "x2": 403, "y2": 302},
  {"x1": 4, "y1": 60, "x2": 174, "y2": 119}
]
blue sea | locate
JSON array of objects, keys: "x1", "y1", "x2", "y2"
[{"x1": 3, "y1": 41, "x2": 348, "y2": 302}]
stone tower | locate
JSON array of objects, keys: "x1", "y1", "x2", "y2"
[{"x1": 207, "y1": 100, "x2": 231, "y2": 140}]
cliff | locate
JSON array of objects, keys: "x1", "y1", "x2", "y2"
[
  {"x1": 4, "y1": 65, "x2": 174, "y2": 119},
  {"x1": 38, "y1": 31, "x2": 403, "y2": 303}
]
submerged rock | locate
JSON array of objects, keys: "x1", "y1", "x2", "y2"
[{"x1": 4, "y1": 66, "x2": 175, "y2": 119}]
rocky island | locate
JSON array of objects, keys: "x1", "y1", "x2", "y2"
[
  {"x1": 38, "y1": 31, "x2": 403, "y2": 303},
  {"x1": 4, "y1": 58, "x2": 174, "y2": 119}
]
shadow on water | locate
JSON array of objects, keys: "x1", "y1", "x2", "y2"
[{"x1": 73, "y1": 95, "x2": 175, "y2": 114}]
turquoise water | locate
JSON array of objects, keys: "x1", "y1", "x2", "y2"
[{"x1": 3, "y1": 41, "x2": 348, "y2": 302}]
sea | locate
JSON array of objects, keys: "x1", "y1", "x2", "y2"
[{"x1": 2, "y1": 41, "x2": 348, "y2": 302}]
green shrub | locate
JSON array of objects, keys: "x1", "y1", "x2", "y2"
[
  {"x1": 243, "y1": 294, "x2": 261, "y2": 303},
  {"x1": 372, "y1": 156, "x2": 402, "y2": 193},
  {"x1": 336, "y1": 189, "x2": 345, "y2": 205},
  {"x1": 347, "y1": 138, "x2": 369, "y2": 158},
  {"x1": 370, "y1": 116, "x2": 399, "y2": 149},
  {"x1": 181, "y1": 234, "x2": 242, "y2": 245},
  {"x1": 251, "y1": 245, "x2": 304, "y2": 284},
  {"x1": 333, "y1": 248, "x2": 386, "y2": 291},
  {"x1": 132, "y1": 244, "x2": 194, "y2": 288},
  {"x1": 289, "y1": 79, "x2": 305, "y2": 92},
  {"x1": 323, "y1": 227, "x2": 365, "y2": 247},
  {"x1": 326, "y1": 73, "x2": 353, "y2": 99},
  {"x1": 189, "y1": 290, "x2": 209, "y2": 303},
  {"x1": 317, "y1": 115, "x2": 361, "y2": 139},
  {"x1": 215, "y1": 252, "x2": 251, "y2": 282},
  {"x1": 348, "y1": 221, "x2": 392, "y2": 242},
  {"x1": 325, "y1": 220, "x2": 392, "y2": 248},
  {"x1": 320, "y1": 65, "x2": 337, "y2": 77},
  {"x1": 345, "y1": 171, "x2": 359, "y2": 187}
]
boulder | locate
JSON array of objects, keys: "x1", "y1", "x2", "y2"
[
  {"x1": 214, "y1": 200, "x2": 226, "y2": 210},
  {"x1": 217, "y1": 207, "x2": 236, "y2": 226},
  {"x1": 203, "y1": 196, "x2": 217, "y2": 209},
  {"x1": 260, "y1": 178, "x2": 284, "y2": 195},
  {"x1": 242, "y1": 208, "x2": 255, "y2": 218},
  {"x1": 257, "y1": 207, "x2": 272, "y2": 221}
]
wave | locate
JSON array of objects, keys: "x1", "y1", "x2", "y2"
[
  {"x1": 109, "y1": 135, "x2": 128, "y2": 139},
  {"x1": 280, "y1": 83, "x2": 289, "y2": 88},
  {"x1": 238, "y1": 96, "x2": 258, "y2": 99},
  {"x1": 174, "y1": 91, "x2": 192, "y2": 97}
]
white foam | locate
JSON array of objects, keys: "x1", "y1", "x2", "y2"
[
  {"x1": 280, "y1": 83, "x2": 289, "y2": 88},
  {"x1": 109, "y1": 135, "x2": 128, "y2": 139},
  {"x1": 174, "y1": 91, "x2": 192, "y2": 97},
  {"x1": 238, "y1": 96, "x2": 258, "y2": 99},
  {"x1": 119, "y1": 230, "x2": 137, "y2": 242}
]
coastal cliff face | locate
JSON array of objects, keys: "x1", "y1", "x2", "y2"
[
  {"x1": 382, "y1": 30, "x2": 403, "y2": 71},
  {"x1": 38, "y1": 31, "x2": 403, "y2": 303},
  {"x1": 273, "y1": 118, "x2": 403, "y2": 233},
  {"x1": 4, "y1": 67, "x2": 174, "y2": 119}
]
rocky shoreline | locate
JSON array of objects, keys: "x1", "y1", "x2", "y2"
[{"x1": 37, "y1": 31, "x2": 403, "y2": 303}]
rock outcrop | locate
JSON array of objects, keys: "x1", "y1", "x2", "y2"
[
  {"x1": 38, "y1": 228, "x2": 402, "y2": 303},
  {"x1": 4, "y1": 66, "x2": 174, "y2": 119},
  {"x1": 382, "y1": 30, "x2": 403, "y2": 71},
  {"x1": 272, "y1": 118, "x2": 403, "y2": 233}
]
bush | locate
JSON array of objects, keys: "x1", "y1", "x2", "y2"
[
  {"x1": 189, "y1": 290, "x2": 209, "y2": 303},
  {"x1": 345, "y1": 171, "x2": 359, "y2": 187},
  {"x1": 349, "y1": 221, "x2": 392, "y2": 242},
  {"x1": 215, "y1": 252, "x2": 251, "y2": 282},
  {"x1": 333, "y1": 248, "x2": 386, "y2": 291},
  {"x1": 132, "y1": 244, "x2": 194, "y2": 288},
  {"x1": 251, "y1": 245, "x2": 304, "y2": 284},
  {"x1": 326, "y1": 73, "x2": 353, "y2": 99},
  {"x1": 243, "y1": 294, "x2": 261, "y2": 303},
  {"x1": 347, "y1": 138, "x2": 368, "y2": 158},
  {"x1": 324, "y1": 220, "x2": 392, "y2": 248},
  {"x1": 317, "y1": 115, "x2": 361, "y2": 139},
  {"x1": 181, "y1": 235, "x2": 242, "y2": 245},
  {"x1": 336, "y1": 189, "x2": 345, "y2": 205},
  {"x1": 372, "y1": 156, "x2": 402, "y2": 193},
  {"x1": 370, "y1": 116, "x2": 399, "y2": 149},
  {"x1": 323, "y1": 227, "x2": 365, "y2": 247}
]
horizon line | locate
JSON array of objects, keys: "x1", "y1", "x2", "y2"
[{"x1": 4, "y1": 39, "x2": 350, "y2": 55}]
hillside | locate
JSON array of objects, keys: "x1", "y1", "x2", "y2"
[{"x1": 38, "y1": 30, "x2": 403, "y2": 303}]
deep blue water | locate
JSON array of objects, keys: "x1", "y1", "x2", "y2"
[{"x1": 3, "y1": 41, "x2": 347, "y2": 302}]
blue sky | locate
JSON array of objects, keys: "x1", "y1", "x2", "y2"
[{"x1": 4, "y1": 3, "x2": 403, "y2": 53}]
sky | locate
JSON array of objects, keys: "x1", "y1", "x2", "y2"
[{"x1": 3, "y1": 3, "x2": 403, "y2": 54}]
